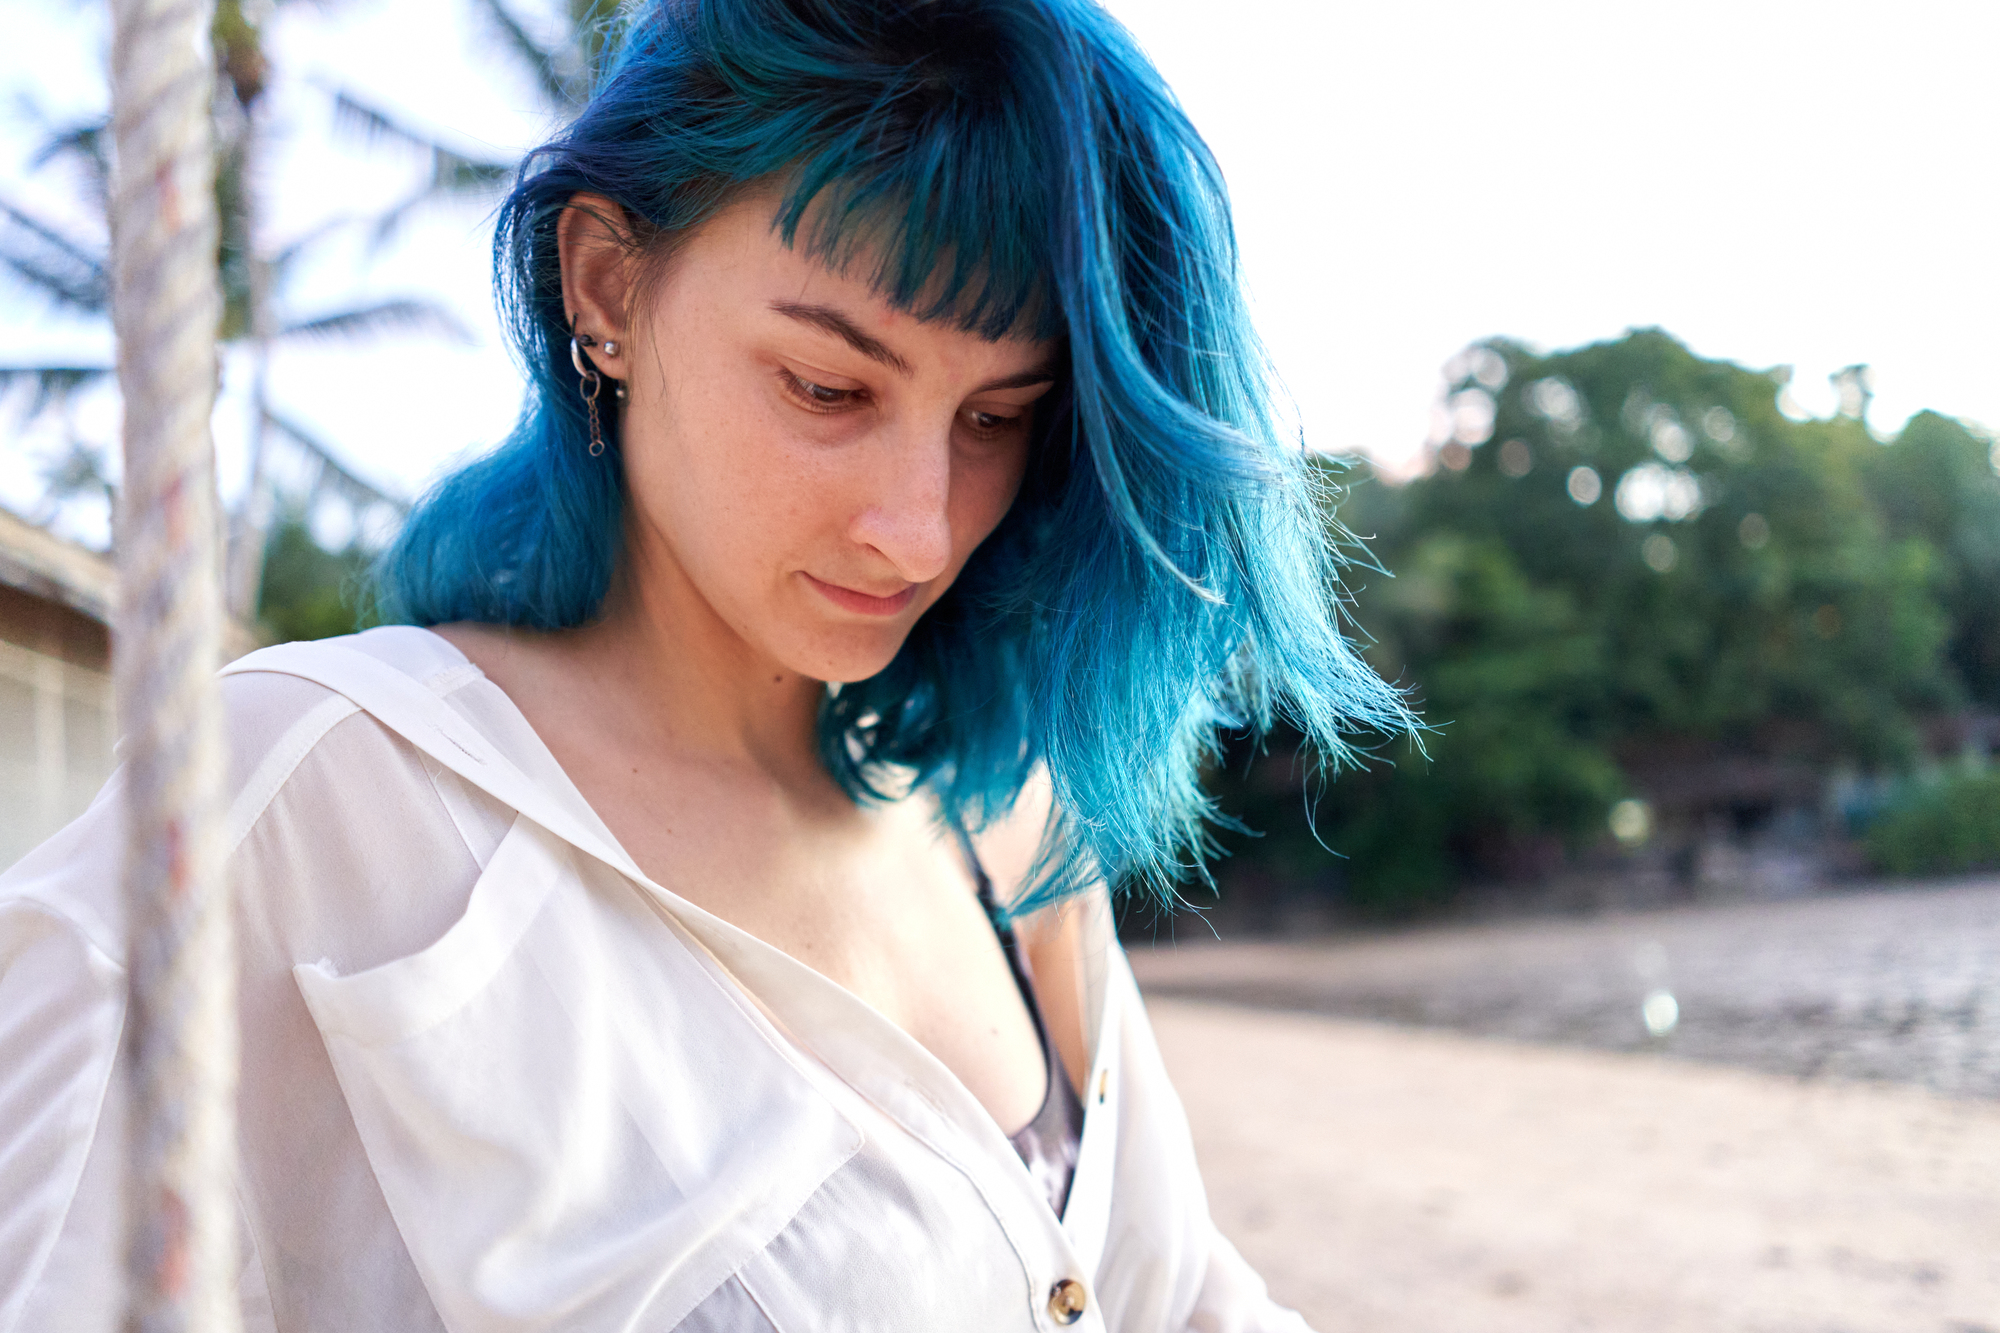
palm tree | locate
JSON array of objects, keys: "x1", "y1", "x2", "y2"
[{"x1": 0, "y1": 0, "x2": 625, "y2": 619}]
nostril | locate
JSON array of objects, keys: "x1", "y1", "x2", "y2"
[
  {"x1": 851, "y1": 441, "x2": 955, "y2": 582},
  {"x1": 873, "y1": 512, "x2": 952, "y2": 584}
]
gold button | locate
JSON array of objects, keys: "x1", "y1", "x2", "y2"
[{"x1": 1048, "y1": 1278, "x2": 1087, "y2": 1325}]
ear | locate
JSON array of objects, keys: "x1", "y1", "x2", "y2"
[{"x1": 556, "y1": 192, "x2": 637, "y2": 382}]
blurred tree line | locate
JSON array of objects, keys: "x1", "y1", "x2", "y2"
[
  {"x1": 1202, "y1": 328, "x2": 2000, "y2": 918},
  {"x1": 254, "y1": 511, "x2": 381, "y2": 645}
]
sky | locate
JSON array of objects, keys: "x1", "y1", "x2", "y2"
[{"x1": 1, "y1": 0, "x2": 1995, "y2": 547}]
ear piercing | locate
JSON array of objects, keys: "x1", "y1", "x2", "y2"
[{"x1": 568, "y1": 313, "x2": 609, "y2": 456}]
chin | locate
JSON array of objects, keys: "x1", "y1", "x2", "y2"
[{"x1": 783, "y1": 627, "x2": 911, "y2": 687}]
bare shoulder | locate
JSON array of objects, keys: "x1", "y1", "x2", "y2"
[{"x1": 427, "y1": 621, "x2": 586, "y2": 718}]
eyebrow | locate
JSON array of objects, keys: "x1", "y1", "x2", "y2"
[
  {"x1": 769, "y1": 299, "x2": 1059, "y2": 393},
  {"x1": 770, "y1": 301, "x2": 913, "y2": 376}
]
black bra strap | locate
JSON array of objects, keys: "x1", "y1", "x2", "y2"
[{"x1": 953, "y1": 825, "x2": 1050, "y2": 1048}]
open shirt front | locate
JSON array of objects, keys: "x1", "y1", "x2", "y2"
[{"x1": 0, "y1": 626, "x2": 1309, "y2": 1332}]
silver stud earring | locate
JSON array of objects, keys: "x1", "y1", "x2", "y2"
[{"x1": 603, "y1": 340, "x2": 619, "y2": 356}]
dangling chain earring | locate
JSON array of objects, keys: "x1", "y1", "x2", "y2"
[{"x1": 569, "y1": 313, "x2": 607, "y2": 457}]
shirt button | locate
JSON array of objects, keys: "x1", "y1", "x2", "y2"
[{"x1": 1048, "y1": 1278, "x2": 1087, "y2": 1325}]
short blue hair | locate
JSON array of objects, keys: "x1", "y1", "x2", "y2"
[{"x1": 378, "y1": 0, "x2": 1415, "y2": 911}]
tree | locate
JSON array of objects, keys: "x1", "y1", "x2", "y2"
[
  {"x1": 1857, "y1": 410, "x2": 2000, "y2": 710},
  {"x1": 1, "y1": 0, "x2": 628, "y2": 617},
  {"x1": 1202, "y1": 329, "x2": 1986, "y2": 917},
  {"x1": 254, "y1": 509, "x2": 380, "y2": 643}
]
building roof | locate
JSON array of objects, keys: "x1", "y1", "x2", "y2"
[{"x1": 0, "y1": 507, "x2": 114, "y2": 625}]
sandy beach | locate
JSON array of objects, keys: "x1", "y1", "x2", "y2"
[
  {"x1": 1149, "y1": 1000, "x2": 2000, "y2": 1332},
  {"x1": 1136, "y1": 882, "x2": 2000, "y2": 1332}
]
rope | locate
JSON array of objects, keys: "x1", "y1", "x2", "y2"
[{"x1": 107, "y1": 0, "x2": 241, "y2": 1327}]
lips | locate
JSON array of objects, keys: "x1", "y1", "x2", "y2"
[{"x1": 803, "y1": 572, "x2": 918, "y2": 616}]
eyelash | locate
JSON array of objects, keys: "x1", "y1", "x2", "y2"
[
  {"x1": 778, "y1": 368, "x2": 863, "y2": 411},
  {"x1": 776, "y1": 368, "x2": 1026, "y2": 438}
]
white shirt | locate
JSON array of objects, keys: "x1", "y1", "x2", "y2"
[{"x1": 0, "y1": 626, "x2": 1310, "y2": 1333}]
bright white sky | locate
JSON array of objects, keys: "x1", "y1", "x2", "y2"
[{"x1": 2, "y1": 0, "x2": 1995, "y2": 546}]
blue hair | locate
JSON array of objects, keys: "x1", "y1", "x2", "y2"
[{"x1": 378, "y1": 0, "x2": 1416, "y2": 912}]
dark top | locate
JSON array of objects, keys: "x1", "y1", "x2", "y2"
[{"x1": 959, "y1": 833, "x2": 1086, "y2": 1218}]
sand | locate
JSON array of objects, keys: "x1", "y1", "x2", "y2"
[{"x1": 1148, "y1": 998, "x2": 2000, "y2": 1333}]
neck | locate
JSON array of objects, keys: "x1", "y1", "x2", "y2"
[{"x1": 574, "y1": 546, "x2": 831, "y2": 795}]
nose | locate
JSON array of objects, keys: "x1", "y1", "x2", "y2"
[{"x1": 848, "y1": 417, "x2": 953, "y2": 585}]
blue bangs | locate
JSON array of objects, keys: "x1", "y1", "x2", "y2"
[{"x1": 378, "y1": 0, "x2": 1417, "y2": 912}]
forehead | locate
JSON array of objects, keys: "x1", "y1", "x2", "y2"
[{"x1": 674, "y1": 191, "x2": 1054, "y2": 364}]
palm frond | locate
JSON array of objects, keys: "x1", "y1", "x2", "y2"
[
  {"x1": 0, "y1": 365, "x2": 112, "y2": 418},
  {"x1": 0, "y1": 199, "x2": 109, "y2": 313},
  {"x1": 329, "y1": 89, "x2": 429, "y2": 153},
  {"x1": 469, "y1": 0, "x2": 572, "y2": 107},
  {"x1": 268, "y1": 213, "x2": 358, "y2": 283},
  {"x1": 37, "y1": 438, "x2": 114, "y2": 506},
  {"x1": 329, "y1": 91, "x2": 515, "y2": 248},
  {"x1": 29, "y1": 117, "x2": 111, "y2": 214},
  {"x1": 278, "y1": 297, "x2": 470, "y2": 345},
  {"x1": 362, "y1": 166, "x2": 505, "y2": 251},
  {"x1": 263, "y1": 406, "x2": 409, "y2": 515},
  {"x1": 330, "y1": 91, "x2": 513, "y2": 185}
]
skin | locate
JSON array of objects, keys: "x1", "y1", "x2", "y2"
[{"x1": 436, "y1": 191, "x2": 1086, "y2": 1135}]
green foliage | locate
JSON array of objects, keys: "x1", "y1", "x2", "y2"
[
  {"x1": 254, "y1": 513, "x2": 378, "y2": 644},
  {"x1": 1859, "y1": 411, "x2": 2000, "y2": 710},
  {"x1": 1207, "y1": 329, "x2": 1994, "y2": 916},
  {"x1": 1865, "y1": 769, "x2": 2000, "y2": 877}
]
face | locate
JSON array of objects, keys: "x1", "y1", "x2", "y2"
[{"x1": 574, "y1": 194, "x2": 1056, "y2": 685}]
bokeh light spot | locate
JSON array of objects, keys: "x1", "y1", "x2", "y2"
[
  {"x1": 1524, "y1": 377, "x2": 1584, "y2": 430},
  {"x1": 1609, "y1": 798, "x2": 1652, "y2": 845},
  {"x1": 1641, "y1": 532, "x2": 1678, "y2": 573},
  {"x1": 1642, "y1": 989, "x2": 1680, "y2": 1038},
  {"x1": 1469, "y1": 347, "x2": 1509, "y2": 391},
  {"x1": 1451, "y1": 388, "x2": 1496, "y2": 445},
  {"x1": 1650, "y1": 416, "x2": 1693, "y2": 463},
  {"x1": 1566, "y1": 465, "x2": 1602, "y2": 505},
  {"x1": 1615, "y1": 463, "x2": 1704, "y2": 523}
]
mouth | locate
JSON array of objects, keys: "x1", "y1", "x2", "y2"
[{"x1": 802, "y1": 572, "x2": 919, "y2": 617}]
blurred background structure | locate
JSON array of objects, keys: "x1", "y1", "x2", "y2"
[
  {"x1": 1, "y1": 2, "x2": 1995, "y2": 1329},
  {"x1": 0, "y1": 503, "x2": 113, "y2": 866}
]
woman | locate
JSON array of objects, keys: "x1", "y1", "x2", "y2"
[{"x1": 0, "y1": 1, "x2": 1412, "y2": 1329}]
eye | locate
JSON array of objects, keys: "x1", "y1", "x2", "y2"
[
  {"x1": 963, "y1": 408, "x2": 1025, "y2": 438},
  {"x1": 778, "y1": 367, "x2": 866, "y2": 412}
]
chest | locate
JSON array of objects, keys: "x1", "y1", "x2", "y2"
[
  {"x1": 557, "y1": 747, "x2": 1056, "y2": 1136},
  {"x1": 288, "y1": 818, "x2": 1116, "y2": 1332}
]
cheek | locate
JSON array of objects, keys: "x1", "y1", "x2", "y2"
[
  {"x1": 622, "y1": 361, "x2": 834, "y2": 596},
  {"x1": 949, "y1": 445, "x2": 1032, "y2": 560}
]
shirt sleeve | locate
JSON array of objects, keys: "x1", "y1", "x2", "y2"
[
  {"x1": 0, "y1": 821, "x2": 128, "y2": 1333},
  {"x1": 0, "y1": 663, "x2": 432, "y2": 1333},
  {"x1": 1186, "y1": 1223, "x2": 1314, "y2": 1333}
]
